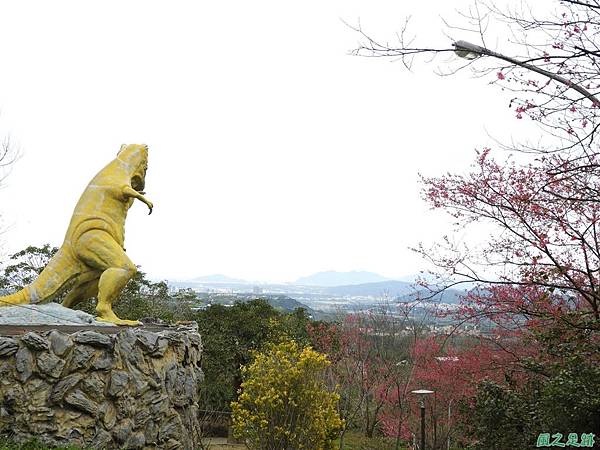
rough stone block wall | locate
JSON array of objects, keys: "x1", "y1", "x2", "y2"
[{"x1": 0, "y1": 325, "x2": 203, "y2": 449}]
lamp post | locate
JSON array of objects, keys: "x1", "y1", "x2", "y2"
[
  {"x1": 411, "y1": 389, "x2": 434, "y2": 450},
  {"x1": 452, "y1": 40, "x2": 600, "y2": 106},
  {"x1": 447, "y1": 399, "x2": 453, "y2": 450}
]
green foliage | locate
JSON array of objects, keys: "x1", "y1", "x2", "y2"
[
  {"x1": 74, "y1": 268, "x2": 193, "y2": 323},
  {"x1": 536, "y1": 357, "x2": 600, "y2": 431},
  {"x1": 334, "y1": 431, "x2": 399, "y2": 450},
  {"x1": 465, "y1": 380, "x2": 537, "y2": 450},
  {"x1": 0, "y1": 244, "x2": 58, "y2": 292},
  {"x1": 465, "y1": 338, "x2": 600, "y2": 449},
  {"x1": 113, "y1": 270, "x2": 193, "y2": 322},
  {"x1": 231, "y1": 340, "x2": 343, "y2": 450},
  {"x1": 530, "y1": 328, "x2": 600, "y2": 432},
  {"x1": 0, "y1": 243, "x2": 193, "y2": 323},
  {"x1": 195, "y1": 299, "x2": 311, "y2": 414}
]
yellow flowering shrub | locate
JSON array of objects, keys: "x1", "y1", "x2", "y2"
[{"x1": 231, "y1": 340, "x2": 343, "y2": 450}]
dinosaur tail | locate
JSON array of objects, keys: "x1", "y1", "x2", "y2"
[
  {"x1": 0, "y1": 289, "x2": 29, "y2": 306},
  {"x1": 0, "y1": 248, "x2": 81, "y2": 307}
]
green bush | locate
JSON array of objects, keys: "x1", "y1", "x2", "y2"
[{"x1": 231, "y1": 340, "x2": 343, "y2": 450}]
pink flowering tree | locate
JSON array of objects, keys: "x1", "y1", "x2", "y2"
[
  {"x1": 309, "y1": 307, "x2": 423, "y2": 449},
  {"x1": 350, "y1": 0, "x2": 600, "y2": 348},
  {"x1": 349, "y1": 0, "x2": 600, "y2": 442},
  {"x1": 350, "y1": 1, "x2": 600, "y2": 144}
]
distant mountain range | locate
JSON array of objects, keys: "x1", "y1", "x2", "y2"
[
  {"x1": 294, "y1": 271, "x2": 392, "y2": 286},
  {"x1": 398, "y1": 287, "x2": 466, "y2": 304},
  {"x1": 188, "y1": 274, "x2": 248, "y2": 284},
  {"x1": 177, "y1": 271, "x2": 467, "y2": 305},
  {"x1": 187, "y1": 270, "x2": 397, "y2": 287},
  {"x1": 323, "y1": 280, "x2": 414, "y2": 296}
]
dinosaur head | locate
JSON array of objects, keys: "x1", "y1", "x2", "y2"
[{"x1": 117, "y1": 144, "x2": 149, "y2": 192}]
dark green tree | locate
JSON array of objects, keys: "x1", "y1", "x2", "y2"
[
  {"x1": 465, "y1": 380, "x2": 536, "y2": 450},
  {"x1": 463, "y1": 325, "x2": 600, "y2": 449},
  {"x1": 0, "y1": 243, "x2": 189, "y2": 323},
  {"x1": 88, "y1": 269, "x2": 191, "y2": 323},
  {"x1": 0, "y1": 244, "x2": 58, "y2": 292},
  {"x1": 195, "y1": 299, "x2": 312, "y2": 414}
]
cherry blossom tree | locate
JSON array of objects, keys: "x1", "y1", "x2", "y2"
[
  {"x1": 350, "y1": 0, "x2": 600, "y2": 336},
  {"x1": 309, "y1": 306, "x2": 421, "y2": 449},
  {"x1": 348, "y1": 0, "x2": 600, "y2": 441},
  {"x1": 351, "y1": 1, "x2": 600, "y2": 147}
]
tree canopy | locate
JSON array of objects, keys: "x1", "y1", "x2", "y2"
[{"x1": 350, "y1": 0, "x2": 600, "y2": 444}]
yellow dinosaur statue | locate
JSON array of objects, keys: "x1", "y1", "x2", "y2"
[{"x1": 0, "y1": 144, "x2": 153, "y2": 326}]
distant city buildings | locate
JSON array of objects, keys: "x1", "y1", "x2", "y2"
[{"x1": 166, "y1": 280, "x2": 475, "y2": 328}]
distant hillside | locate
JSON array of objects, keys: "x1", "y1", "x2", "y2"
[
  {"x1": 261, "y1": 295, "x2": 315, "y2": 313},
  {"x1": 189, "y1": 274, "x2": 248, "y2": 284},
  {"x1": 324, "y1": 280, "x2": 415, "y2": 297},
  {"x1": 198, "y1": 292, "x2": 328, "y2": 319},
  {"x1": 259, "y1": 295, "x2": 331, "y2": 320},
  {"x1": 295, "y1": 271, "x2": 391, "y2": 287},
  {"x1": 397, "y1": 288, "x2": 466, "y2": 304},
  {"x1": 323, "y1": 281, "x2": 466, "y2": 304}
]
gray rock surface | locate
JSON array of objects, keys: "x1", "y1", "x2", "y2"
[
  {"x1": 72, "y1": 330, "x2": 113, "y2": 348},
  {"x1": 22, "y1": 332, "x2": 50, "y2": 350},
  {"x1": 0, "y1": 337, "x2": 18, "y2": 356},
  {"x1": 0, "y1": 303, "x2": 113, "y2": 326},
  {"x1": 37, "y1": 351, "x2": 66, "y2": 378},
  {"x1": 0, "y1": 324, "x2": 202, "y2": 449}
]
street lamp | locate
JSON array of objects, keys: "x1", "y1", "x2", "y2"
[
  {"x1": 447, "y1": 399, "x2": 453, "y2": 450},
  {"x1": 452, "y1": 40, "x2": 600, "y2": 107},
  {"x1": 411, "y1": 389, "x2": 434, "y2": 450}
]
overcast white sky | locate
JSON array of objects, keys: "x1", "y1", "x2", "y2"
[{"x1": 0, "y1": 0, "x2": 546, "y2": 283}]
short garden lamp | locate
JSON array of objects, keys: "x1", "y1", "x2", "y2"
[{"x1": 411, "y1": 389, "x2": 434, "y2": 450}]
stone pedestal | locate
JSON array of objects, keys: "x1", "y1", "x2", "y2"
[{"x1": 0, "y1": 323, "x2": 203, "y2": 449}]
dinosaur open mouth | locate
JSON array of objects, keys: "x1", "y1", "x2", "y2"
[{"x1": 131, "y1": 175, "x2": 145, "y2": 192}]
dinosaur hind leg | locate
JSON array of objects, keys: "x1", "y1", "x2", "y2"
[
  {"x1": 96, "y1": 268, "x2": 140, "y2": 325},
  {"x1": 73, "y1": 230, "x2": 140, "y2": 326},
  {"x1": 62, "y1": 275, "x2": 100, "y2": 309}
]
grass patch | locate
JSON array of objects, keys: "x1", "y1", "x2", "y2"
[{"x1": 334, "y1": 431, "x2": 403, "y2": 450}]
